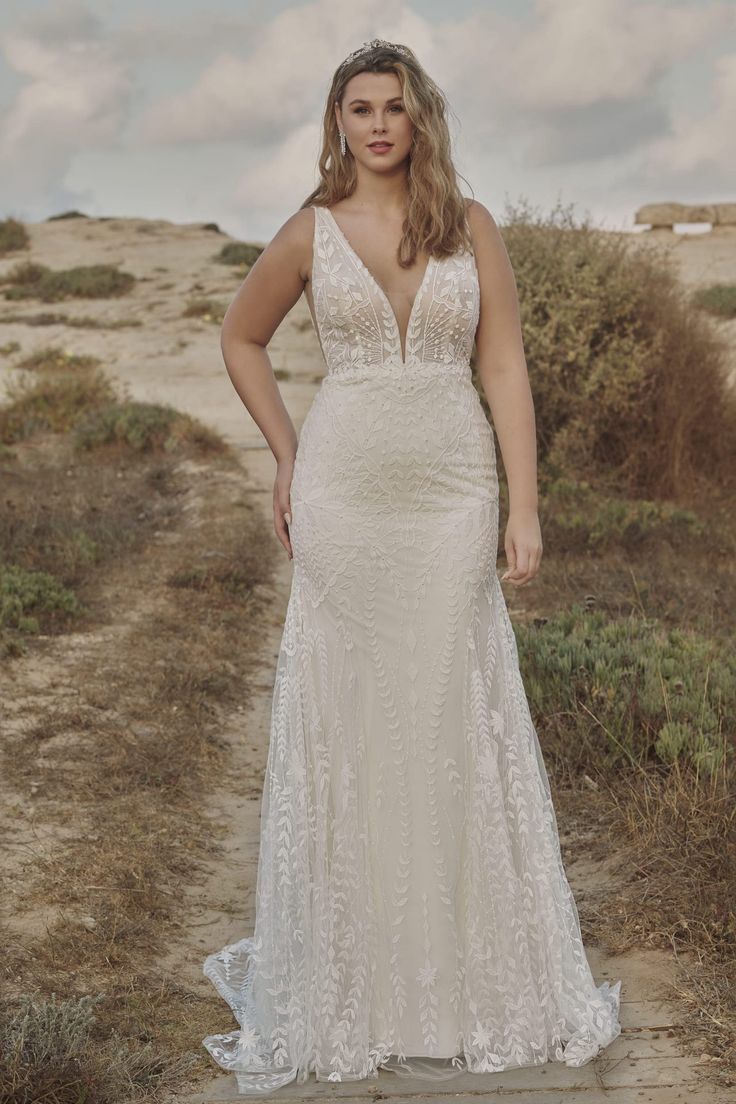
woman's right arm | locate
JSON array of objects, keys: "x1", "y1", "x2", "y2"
[
  {"x1": 220, "y1": 206, "x2": 312, "y2": 462},
  {"x1": 219, "y1": 206, "x2": 313, "y2": 558}
]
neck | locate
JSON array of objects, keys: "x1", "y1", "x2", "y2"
[{"x1": 349, "y1": 166, "x2": 410, "y2": 218}]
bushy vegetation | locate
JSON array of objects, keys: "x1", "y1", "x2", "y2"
[
  {"x1": 0, "y1": 311, "x2": 141, "y2": 328},
  {"x1": 0, "y1": 563, "x2": 78, "y2": 633},
  {"x1": 215, "y1": 240, "x2": 263, "y2": 267},
  {"x1": 0, "y1": 370, "x2": 116, "y2": 442},
  {"x1": 182, "y1": 297, "x2": 227, "y2": 323},
  {"x1": 517, "y1": 604, "x2": 734, "y2": 778},
  {"x1": 692, "y1": 283, "x2": 736, "y2": 319},
  {"x1": 0, "y1": 991, "x2": 197, "y2": 1104},
  {"x1": 481, "y1": 199, "x2": 736, "y2": 500},
  {"x1": 0, "y1": 216, "x2": 29, "y2": 255},
  {"x1": 0, "y1": 260, "x2": 136, "y2": 302},
  {"x1": 16, "y1": 346, "x2": 103, "y2": 373},
  {"x1": 73, "y1": 399, "x2": 223, "y2": 454},
  {"x1": 539, "y1": 476, "x2": 705, "y2": 552},
  {"x1": 0, "y1": 369, "x2": 223, "y2": 455}
]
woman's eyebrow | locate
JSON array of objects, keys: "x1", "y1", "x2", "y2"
[{"x1": 347, "y1": 96, "x2": 403, "y2": 106}]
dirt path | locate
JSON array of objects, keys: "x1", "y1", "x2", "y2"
[{"x1": 3, "y1": 216, "x2": 732, "y2": 1103}]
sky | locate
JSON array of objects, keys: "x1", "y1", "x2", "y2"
[{"x1": 0, "y1": 0, "x2": 734, "y2": 242}]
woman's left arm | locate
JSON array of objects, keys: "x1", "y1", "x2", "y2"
[{"x1": 467, "y1": 199, "x2": 542, "y2": 587}]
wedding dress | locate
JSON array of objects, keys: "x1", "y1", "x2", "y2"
[{"x1": 201, "y1": 203, "x2": 622, "y2": 1094}]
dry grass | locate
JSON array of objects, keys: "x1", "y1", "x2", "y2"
[
  {"x1": 506, "y1": 436, "x2": 736, "y2": 1090},
  {"x1": 0, "y1": 217, "x2": 30, "y2": 255},
  {"x1": 481, "y1": 198, "x2": 736, "y2": 500},
  {"x1": 577, "y1": 763, "x2": 736, "y2": 1087},
  {"x1": 182, "y1": 298, "x2": 227, "y2": 324},
  {"x1": 0, "y1": 311, "x2": 142, "y2": 328},
  {"x1": 1, "y1": 363, "x2": 277, "y2": 1100}
]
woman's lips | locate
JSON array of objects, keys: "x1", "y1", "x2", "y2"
[{"x1": 368, "y1": 142, "x2": 393, "y2": 153}]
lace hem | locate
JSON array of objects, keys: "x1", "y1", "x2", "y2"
[{"x1": 202, "y1": 940, "x2": 622, "y2": 1095}]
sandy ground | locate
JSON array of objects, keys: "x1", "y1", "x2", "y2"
[{"x1": 1, "y1": 214, "x2": 734, "y2": 1103}]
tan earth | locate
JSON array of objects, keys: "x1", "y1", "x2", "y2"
[{"x1": 1, "y1": 214, "x2": 734, "y2": 1103}]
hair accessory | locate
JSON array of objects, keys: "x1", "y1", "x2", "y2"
[{"x1": 338, "y1": 38, "x2": 411, "y2": 71}]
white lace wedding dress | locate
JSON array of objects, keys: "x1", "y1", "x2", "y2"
[{"x1": 201, "y1": 204, "x2": 622, "y2": 1094}]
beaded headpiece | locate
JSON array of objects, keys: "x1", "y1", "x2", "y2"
[{"x1": 337, "y1": 38, "x2": 412, "y2": 71}]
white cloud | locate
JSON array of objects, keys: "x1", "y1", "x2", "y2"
[
  {"x1": 647, "y1": 50, "x2": 736, "y2": 174},
  {"x1": 505, "y1": 0, "x2": 734, "y2": 109},
  {"x1": 234, "y1": 122, "x2": 322, "y2": 210},
  {"x1": 0, "y1": 0, "x2": 732, "y2": 225},
  {"x1": 136, "y1": 0, "x2": 428, "y2": 145},
  {"x1": 0, "y1": 9, "x2": 133, "y2": 217}
]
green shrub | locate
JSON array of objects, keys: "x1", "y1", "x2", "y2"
[
  {"x1": 0, "y1": 311, "x2": 141, "y2": 328},
  {"x1": 46, "y1": 209, "x2": 89, "y2": 220},
  {"x1": 539, "y1": 477, "x2": 705, "y2": 551},
  {"x1": 0, "y1": 562, "x2": 78, "y2": 632},
  {"x1": 516, "y1": 605, "x2": 734, "y2": 777},
  {"x1": 0, "y1": 216, "x2": 29, "y2": 254},
  {"x1": 182, "y1": 297, "x2": 226, "y2": 323},
  {"x1": 16, "y1": 346, "x2": 102, "y2": 373},
  {"x1": 1, "y1": 260, "x2": 136, "y2": 301},
  {"x1": 482, "y1": 198, "x2": 736, "y2": 499},
  {"x1": 692, "y1": 283, "x2": 736, "y2": 319},
  {"x1": 73, "y1": 399, "x2": 224, "y2": 454},
  {"x1": 215, "y1": 240, "x2": 262, "y2": 267},
  {"x1": 0, "y1": 370, "x2": 115, "y2": 443}
]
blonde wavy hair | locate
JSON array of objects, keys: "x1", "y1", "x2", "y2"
[{"x1": 301, "y1": 42, "x2": 474, "y2": 266}]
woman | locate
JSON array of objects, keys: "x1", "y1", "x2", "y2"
[{"x1": 202, "y1": 38, "x2": 621, "y2": 1095}]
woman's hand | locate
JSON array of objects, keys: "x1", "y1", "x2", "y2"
[
  {"x1": 273, "y1": 458, "x2": 294, "y2": 560},
  {"x1": 501, "y1": 507, "x2": 542, "y2": 586}
]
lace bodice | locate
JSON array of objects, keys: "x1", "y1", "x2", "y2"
[{"x1": 310, "y1": 205, "x2": 480, "y2": 379}]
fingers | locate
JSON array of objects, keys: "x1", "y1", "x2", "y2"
[
  {"x1": 273, "y1": 493, "x2": 293, "y2": 560},
  {"x1": 501, "y1": 544, "x2": 542, "y2": 586}
]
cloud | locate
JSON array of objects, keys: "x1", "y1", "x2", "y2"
[
  {"x1": 136, "y1": 0, "x2": 425, "y2": 146},
  {"x1": 435, "y1": 0, "x2": 736, "y2": 167},
  {"x1": 647, "y1": 50, "x2": 736, "y2": 176},
  {"x1": 504, "y1": 0, "x2": 734, "y2": 110},
  {"x1": 234, "y1": 122, "x2": 322, "y2": 210},
  {"x1": 0, "y1": 0, "x2": 732, "y2": 224},
  {"x1": 0, "y1": 4, "x2": 133, "y2": 218}
]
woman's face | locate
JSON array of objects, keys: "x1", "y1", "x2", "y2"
[{"x1": 336, "y1": 70, "x2": 413, "y2": 170}]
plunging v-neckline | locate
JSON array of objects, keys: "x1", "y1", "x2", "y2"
[{"x1": 321, "y1": 206, "x2": 434, "y2": 366}]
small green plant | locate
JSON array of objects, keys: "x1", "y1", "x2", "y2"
[
  {"x1": 0, "y1": 561, "x2": 78, "y2": 632},
  {"x1": 46, "y1": 209, "x2": 89, "y2": 220},
  {"x1": 692, "y1": 283, "x2": 736, "y2": 319},
  {"x1": 1, "y1": 260, "x2": 136, "y2": 302},
  {"x1": 73, "y1": 399, "x2": 225, "y2": 454},
  {"x1": 0, "y1": 310, "x2": 142, "y2": 328},
  {"x1": 539, "y1": 477, "x2": 705, "y2": 551},
  {"x1": 182, "y1": 297, "x2": 226, "y2": 323},
  {"x1": 16, "y1": 346, "x2": 102, "y2": 373},
  {"x1": 0, "y1": 370, "x2": 115, "y2": 443},
  {"x1": 215, "y1": 240, "x2": 262, "y2": 267},
  {"x1": 0, "y1": 216, "x2": 29, "y2": 254},
  {"x1": 516, "y1": 605, "x2": 734, "y2": 777}
]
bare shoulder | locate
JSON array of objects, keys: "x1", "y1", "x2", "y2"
[
  {"x1": 464, "y1": 198, "x2": 504, "y2": 248},
  {"x1": 261, "y1": 205, "x2": 315, "y2": 283}
]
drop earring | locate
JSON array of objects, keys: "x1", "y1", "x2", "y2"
[{"x1": 339, "y1": 130, "x2": 346, "y2": 155}]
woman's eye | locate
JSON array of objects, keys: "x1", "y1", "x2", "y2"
[{"x1": 352, "y1": 105, "x2": 404, "y2": 114}]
